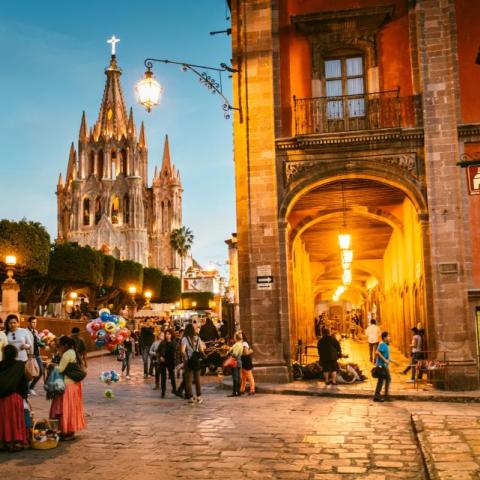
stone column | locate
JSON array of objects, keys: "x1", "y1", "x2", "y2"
[
  {"x1": 416, "y1": 0, "x2": 478, "y2": 389},
  {"x1": 232, "y1": 0, "x2": 289, "y2": 382},
  {"x1": 1, "y1": 272, "x2": 19, "y2": 320}
]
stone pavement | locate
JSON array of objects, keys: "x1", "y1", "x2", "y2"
[{"x1": 1, "y1": 356, "x2": 480, "y2": 479}]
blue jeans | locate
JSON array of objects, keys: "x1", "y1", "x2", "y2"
[
  {"x1": 29, "y1": 355, "x2": 44, "y2": 390},
  {"x1": 141, "y1": 347, "x2": 152, "y2": 375}
]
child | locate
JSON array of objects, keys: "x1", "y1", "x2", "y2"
[
  {"x1": 227, "y1": 332, "x2": 243, "y2": 397},
  {"x1": 240, "y1": 333, "x2": 255, "y2": 395}
]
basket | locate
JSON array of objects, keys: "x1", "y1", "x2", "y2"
[{"x1": 31, "y1": 419, "x2": 60, "y2": 450}]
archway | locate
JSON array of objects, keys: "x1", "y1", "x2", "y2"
[{"x1": 284, "y1": 177, "x2": 426, "y2": 357}]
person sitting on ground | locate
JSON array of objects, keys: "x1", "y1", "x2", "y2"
[{"x1": 317, "y1": 328, "x2": 342, "y2": 386}]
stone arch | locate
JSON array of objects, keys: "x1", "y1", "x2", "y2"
[{"x1": 280, "y1": 164, "x2": 427, "y2": 221}]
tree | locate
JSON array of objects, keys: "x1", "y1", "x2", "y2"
[
  {"x1": 170, "y1": 226, "x2": 194, "y2": 308},
  {"x1": 0, "y1": 219, "x2": 50, "y2": 276},
  {"x1": 160, "y1": 275, "x2": 181, "y2": 303},
  {"x1": 143, "y1": 268, "x2": 163, "y2": 302},
  {"x1": 112, "y1": 259, "x2": 143, "y2": 292}
]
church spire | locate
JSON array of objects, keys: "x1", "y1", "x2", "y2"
[
  {"x1": 79, "y1": 111, "x2": 88, "y2": 142},
  {"x1": 160, "y1": 135, "x2": 172, "y2": 173},
  {"x1": 138, "y1": 121, "x2": 147, "y2": 149},
  {"x1": 127, "y1": 107, "x2": 137, "y2": 139},
  {"x1": 94, "y1": 55, "x2": 128, "y2": 140},
  {"x1": 66, "y1": 143, "x2": 77, "y2": 181}
]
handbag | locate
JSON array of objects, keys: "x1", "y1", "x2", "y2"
[
  {"x1": 25, "y1": 356, "x2": 40, "y2": 381},
  {"x1": 44, "y1": 367, "x2": 66, "y2": 396},
  {"x1": 63, "y1": 362, "x2": 87, "y2": 382},
  {"x1": 223, "y1": 356, "x2": 238, "y2": 369},
  {"x1": 371, "y1": 365, "x2": 386, "y2": 379}
]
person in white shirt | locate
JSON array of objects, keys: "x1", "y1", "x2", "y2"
[
  {"x1": 5, "y1": 315, "x2": 33, "y2": 363},
  {"x1": 0, "y1": 318, "x2": 8, "y2": 362},
  {"x1": 365, "y1": 319, "x2": 381, "y2": 363}
]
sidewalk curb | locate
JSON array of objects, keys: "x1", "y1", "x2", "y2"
[
  {"x1": 411, "y1": 414, "x2": 435, "y2": 480},
  {"x1": 219, "y1": 380, "x2": 480, "y2": 403}
]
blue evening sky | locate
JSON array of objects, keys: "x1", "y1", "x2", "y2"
[{"x1": 0, "y1": 0, "x2": 235, "y2": 271}]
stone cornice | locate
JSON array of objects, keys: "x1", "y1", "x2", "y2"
[{"x1": 276, "y1": 128, "x2": 424, "y2": 151}]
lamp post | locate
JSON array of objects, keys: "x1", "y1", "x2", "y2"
[
  {"x1": 144, "y1": 290, "x2": 152, "y2": 310},
  {"x1": 127, "y1": 285, "x2": 137, "y2": 325},
  {"x1": 2, "y1": 255, "x2": 19, "y2": 319},
  {"x1": 136, "y1": 58, "x2": 239, "y2": 119}
]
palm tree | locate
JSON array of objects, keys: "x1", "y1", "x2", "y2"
[{"x1": 170, "y1": 226, "x2": 194, "y2": 309}]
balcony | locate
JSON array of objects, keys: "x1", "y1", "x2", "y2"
[{"x1": 293, "y1": 90, "x2": 422, "y2": 136}]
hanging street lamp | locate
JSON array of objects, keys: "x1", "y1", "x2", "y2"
[{"x1": 136, "y1": 58, "x2": 239, "y2": 119}]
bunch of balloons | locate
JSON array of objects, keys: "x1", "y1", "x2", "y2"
[
  {"x1": 38, "y1": 329, "x2": 56, "y2": 348},
  {"x1": 86, "y1": 308, "x2": 130, "y2": 351},
  {"x1": 99, "y1": 370, "x2": 120, "y2": 398}
]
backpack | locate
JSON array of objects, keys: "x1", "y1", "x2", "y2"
[{"x1": 186, "y1": 337, "x2": 202, "y2": 371}]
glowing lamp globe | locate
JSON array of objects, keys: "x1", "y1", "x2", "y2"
[
  {"x1": 144, "y1": 290, "x2": 152, "y2": 299},
  {"x1": 343, "y1": 270, "x2": 352, "y2": 285},
  {"x1": 70, "y1": 291, "x2": 78, "y2": 300},
  {"x1": 128, "y1": 286, "x2": 137, "y2": 295},
  {"x1": 341, "y1": 249, "x2": 353, "y2": 264},
  {"x1": 136, "y1": 70, "x2": 162, "y2": 112},
  {"x1": 338, "y1": 234, "x2": 351, "y2": 250},
  {"x1": 5, "y1": 255, "x2": 16, "y2": 266}
]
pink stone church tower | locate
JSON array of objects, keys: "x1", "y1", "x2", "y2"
[{"x1": 56, "y1": 52, "x2": 182, "y2": 272}]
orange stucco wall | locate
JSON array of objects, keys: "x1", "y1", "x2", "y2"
[
  {"x1": 279, "y1": 0, "x2": 413, "y2": 136},
  {"x1": 456, "y1": 0, "x2": 480, "y2": 124}
]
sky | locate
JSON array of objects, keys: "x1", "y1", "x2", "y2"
[{"x1": 0, "y1": 0, "x2": 235, "y2": 272}]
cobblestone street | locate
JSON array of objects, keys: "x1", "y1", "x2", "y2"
[{"x1": 1, "y1": 356, "x2": 479, "y2": 479}]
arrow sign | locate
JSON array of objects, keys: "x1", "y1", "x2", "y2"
[{"x1": 257, "y1": 276, "x2": 274, "y2": 283}]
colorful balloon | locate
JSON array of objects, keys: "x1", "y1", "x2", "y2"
[
  {"x1": 104, "y1": 321, "x2": 116, "y2": 333},
  {"x1": 95, "y1": 339, "x2": 105, "y2": 347},
  {"x1": 118, "y1": 318, "x2": 126, "y2": 328}
]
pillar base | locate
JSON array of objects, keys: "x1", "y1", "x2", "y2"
[
  {"x1": 251, "y1": 360, "x2": 290, "y2": 384},
  {"x1": 441, "y1": 364, "x2": 479, "y2": 391}
]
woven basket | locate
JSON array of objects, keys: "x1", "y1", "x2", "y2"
[{"x1": 31, "y1": 419, "x2": 59, "y2": 450}]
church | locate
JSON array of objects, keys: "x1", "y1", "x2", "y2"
[{"x1": 56, "y1": 51, "x2": 182, "y2": 272}]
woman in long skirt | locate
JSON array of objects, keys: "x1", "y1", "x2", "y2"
[
  {"x1": 49, "y1": 336, "x2": 86, "y2": 440},
  {"x1": 0, "y1": 345, "x2": 29, "y2": 451}
]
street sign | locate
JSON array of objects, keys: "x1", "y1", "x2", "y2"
[
  {"x1": 467, "y1": 165, "x2": 480, "y2": 195},
  {"x1": 257, "y1": 275, "x2": 274, "y2": 290}
]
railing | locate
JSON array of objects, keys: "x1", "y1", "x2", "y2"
[{"x1": 294, "y1": 90, "x2": 422, "y2": 136}]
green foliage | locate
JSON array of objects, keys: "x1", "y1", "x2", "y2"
[
  {"x1": 143, "y1": 268, "x2": 163, "y2": 301},
  {"x1": 170, "y1": 226, "x2": 194, "y2": 258},
  {"x1": 102, "y1": 255, "x2": 116, "y2": 287},
  {"x1": 113, "y1": 259, "x2": 143, "y2": 292},
  {"x1": 181, "y1": 291, "x2": 214, "y2": 310},
  {"x1": 48, "y1": 243, "x2": 103, "y2": 286},
  {"x1": 160, "y1": 275, "x2": 181, "y2": 303},
  {"x1": 0, "y1": 219, "x2": 50, "y2": 275}
]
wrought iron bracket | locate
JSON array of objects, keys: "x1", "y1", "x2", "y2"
[{"x1": 144, "y1": 58, "x2": 239, "y2": 119}]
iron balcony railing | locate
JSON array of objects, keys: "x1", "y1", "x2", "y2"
[{"x1": 293, "y1": 90, "x2": 422, "y2": 136}]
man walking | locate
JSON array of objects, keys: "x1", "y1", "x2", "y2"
[
  {"x1": 373, "y1": 331, "x2": 399, "y2": 402},
  {"x1": 365, "y1": 319, "x2": 381, "y2": 363},
  {"x1": 406, "y1": 327, "x2": 423, "y2": 383},
  {"x1": 140, "y1": 319, "x2": 155, "y2": 378}
]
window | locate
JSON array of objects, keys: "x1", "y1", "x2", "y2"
[
  {"x1": 83, "y1": 198, "x2": 90, "y2": 226},
  {"x1": 89, "y1": 152, "x2": 95, "y2": 176},
  {"x1": 123, "y1": 194, "x2": 130, "y2": 224},
  {"x1": 120, "y1": 149, "x2": 128, "y2": 175},
  {"x1": 111, "y1": 196, "x2": 120, "y2": 224},
  {"x1": 95, "y1": 196, "x2": 102, "y2": 224},
  {"x1": 324, "y1": 56, "x2": 365, "y2": 119},
  {"x1": 98, "y1": 150, "x2": 104, "y2": 180}
]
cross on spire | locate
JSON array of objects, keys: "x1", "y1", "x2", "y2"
[{"x1": 107, "y1": 35, "x2": 120, "y2": 56}]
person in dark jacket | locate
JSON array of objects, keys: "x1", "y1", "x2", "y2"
[
  {"x1": 139, "y1": 319, "x2": 155, "y2": 378},
  {"x1": 317, "y1": 328, "x2": 342, "y2": 385},
  {"x1": 199, "y1": 317, "x2": 219, "y2": 343},
  {"x1": 157, "y1": 329, "x2": 177, "y2": 398}
]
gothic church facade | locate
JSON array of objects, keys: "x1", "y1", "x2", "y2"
[{"x1": 56, "y1": 54, "x2": 182, "y2": 272}]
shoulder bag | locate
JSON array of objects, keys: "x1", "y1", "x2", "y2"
[
  {"x1": 186, "y1": 337, "x2": 202, "y2": 371},
  {"x1": 25, "y1": 355, "x2": 40, "y2": 381}
]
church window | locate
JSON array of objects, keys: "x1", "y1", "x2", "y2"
[
  {"x1": 83, "y1": 198, "x2": 90, "y2": 226},
  {"x1": 120, "y1": 149, "x2": 128, "y2": 175},
  {"x1": 89, "y1": 151, "x2": 95, "y2": 176},
  {"x1": 111, "y1": 150, "x2": 117, "y2": 178},
  {"x1": 111, "y1": 196, "x2": 120, "y2": 224},
  {"x1": 95, "y1": 196, "x2": 102, "y2": 224},
  {"x1": 167, "y1": 200, "x2": 172, "y2": 230},
  {"x1": 123, "y1": 194, "x2": 130, "y2": 224},
  {"x1": 324, "y1": 56, "x2": 365, "y2": 119},
  {"x1": 98, "y1": 150, "x2": 104, "y2": 180}
]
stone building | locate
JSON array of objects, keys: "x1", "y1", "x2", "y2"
[
  {"x1": 57, "y1": 53, "x2": 182, "y2": 272},
  {"x1": 230, "y1": 0, "x2": 480, "y2": 388}
]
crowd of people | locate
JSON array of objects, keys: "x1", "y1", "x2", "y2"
[{"x1": 0, "y1": 311, "x2": 257, "y2": 452}]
